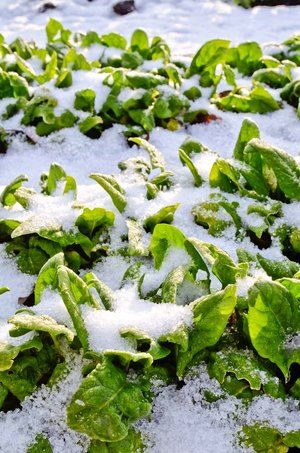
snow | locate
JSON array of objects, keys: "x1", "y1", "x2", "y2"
[
  {"x1": 1, "y1": 0, "x2": 300, "y2": 52},
  {"x1": 140, "y1": 365, "x2": 300, "y2": 453},
  {"x1": 0, "y1": 353, "x2": 88, "y2": 453},
  {"x1": 0, "y1": 1, "x2": 300, "y2": 452},
  {"x1": 142, "y1": 247, "x2": 192, "y2": 295},
  {"x1": 83, "y1": 284, "x2": 193, "y2": 353},
  {"x1": 33, "y1": 288, "x2": 74, "y2": 329},
  {"x1": 0, "y1": 244, "x2": 35, "y2": 319},
  {"x1": 42, "y1": 71, "x2": 110, "y2": 115}
]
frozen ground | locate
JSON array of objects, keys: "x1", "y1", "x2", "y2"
[{"x1": 0, "y1": 1, "x2": 300, "y2": 452}]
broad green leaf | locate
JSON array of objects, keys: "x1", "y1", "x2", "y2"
[
  {"x1": 0, "y1": 335, "x2": 42, "y2": 372},
  {"x1": 215, "y1": 85, "x2": 280, "y2": 114},
  {"x1": 192, "y1": 199, "x2": 239, "y2": 237},
  {"x1": 189, "y1": 239, "x2": 247, "y2": 286},
  {"x1": 67, "y1": 359, "x2": 151, "y2": 442},
  {"x1": 177, "y1": 285, "x2": 236, "y2": 377},
  {"x1": 79, "y1": 116, "x2": 103, "y2": 135},
  {"x1": 235, "y1": 42, "x2": 262, "y2": 75},
  {"x1": 247, "y1": 280, "x2": 299, "y2": 378},
  {"x1": 278, "y1": 278, "x2": 300, "y2": 299},
  {"x1": 131, "y1": 29, "x2": 149, "y2": 53},
  {"x1": 188, "y1": 39, "x2": 231, "y2": 82},
  {"x1": 244, "y1": 138, "x2": 300, "y2": 201},
  {"x1": 241, "y1": 425, "x2": 289, "y2": 453},
  {"x1": 208, "y1": 348, "x2": 284, "y2": 398},
  {"x1": 257, "y1": 254, "x2": 300, "y2": 279},
  {"x1": 161, "y1": 266, "x2": 188, "y2": 304}
]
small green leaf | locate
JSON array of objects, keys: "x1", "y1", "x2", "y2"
[
  {"x1": 90, "y1": 173, "x2": 127, "y2": 213},
  {"x1": 27, "y1": 434, "x2": 53, "y2": 453},
  {"x1": 143, "y1": 203, "x2": 179, "y2": 233},
  {"x1": 233, "y1": 118, "x2": 260, "y2": 161},
  {"x1": 179, "y1": 148, "x2": 203, "y2": 187},
  {"x1": 129, "y1": 137, "x2": 165, "y2": 171}
]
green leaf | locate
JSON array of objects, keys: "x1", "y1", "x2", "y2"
[
  {"x1": 74, "y1": 89, "x2": 96, "y2": 112},
  {"x1": 17, "y1": 248, "x2": 49, "y2": 275},
  {"x1": 88, "y1": 428, "x2": 144, "y2": 453},
  {"x1": 90, "y1": 173, "x2": 127, "y2": 213},
  {"x1": 129, "y1": 137, "x2": 165, "y2": 171},
  {"x1": 57, "y1": 266, "x2": 90, "y2": 350},
  {"x1": 208, "y1": 348, "x2": 284, "y2": 398},
  {"x1": 55, "y1": 70, "x2": 72, "y2": 88},
  {"x1": 143, "y1": 203, "x2": 179, "y2": 233},
  {"x1": 75, "y1": 208, "x2": 115, "y2": 239},
  {"x1": 0, "y1": 174, "x2": 28, "y2": 207},
  {"x1": 150, "y1": 224, "x2": 187, "y2": 269},
  {"x1": 41, "y1": 162, "x2": 77, "y2": 197},
  {"x1": 188, "y1": 39, "x2": 231, "y2": 83},
  {"x1": 189, "y1": 239, "x2": 247, "y2": 287},
  {"x1": 131, "y1": 29, "x2": 149, "y2": 53},
  {"x1": 253, "y1": 68, "x2": 290, "y2": 89},
  {"x1": 179, "y1": 148, "x2": 203, "y2": 187},
  {"x1": 235, "y1": 42, "x2": 262, "y2": 76},
  {"x1": 83, "y1": 272, "x2": 114, "y2": 311},
  {"x1": 215, "y1": 85, "x2": 280, "y2": 114},
  {"x1": 177, "y1": 285, "x2": 236, "y2": 377},
  {"x1": 34, "y1": 253, "x2": 65, "y2": 304},
  {"x1": 278, "y1": 277, "x2": 300, "y2": 299},
  {"x1": 0, "y1": 335, "x2": 43, "y2": 372},
  {"x1": 67, "y1": 359, "x2": 151, "y2": 442},
  {"x1": 161, "y1": 266, "x2": 188, "y2": 304},
  {"x1": 192, "y1": 199, "x2": 239, "y2": 237},
  {"x1": 247, "y1": 280, "x2": 299, "y2": 378},
  {"x1": 27, "y1": 435, "x2": 53, "y2": 453},
  {"x1": 9, "y1": 312, "x2": 75, "y2": 343},
  {"x1": 79, "y1": 116, "x2": 103, "y2": 135},
  {"x1": 244, "y1": 138, "x2": 300, "y2": 201},
  {"x1": 102, "y1": 33, "x2": 127, "y2": 50},
  {"x1": 257, "y1": 254, "x2": 300, "y2": 279},
  {"x1": 0, "y1": 286, "x2": 9, "y2": 295},
  {"x1": 233, "y1": 118, "x2": 260, "y2": 161},
  {"x1": 126, "y1": 219, "x2": 148, "y2": 257},
  {"x1": 241, "y1": 425, "x2": 289, "y2": 453}
]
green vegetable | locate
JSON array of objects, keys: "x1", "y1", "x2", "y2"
[
  {"x1": 177, "y1": 285, "x2": 236, "y2": 377},
  {"x1": 67, "y1": 359, "x2": 151, "y2": 442}
]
